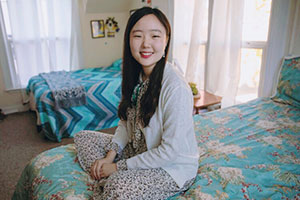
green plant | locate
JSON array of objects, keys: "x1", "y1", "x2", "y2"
[{"x1": 188, "y1": 82, "x2": 198, "y2": 95}]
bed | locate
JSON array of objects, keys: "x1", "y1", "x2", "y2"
[
  {"x1": 13, "y1": 55, "x2": 300, "y2": 199},
  {"x1": 27, "y1": 59, "x2": 122, "y2": 142}
]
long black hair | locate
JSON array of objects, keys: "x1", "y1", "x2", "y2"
[{"x1": 118, "y1": 7, "x2": 171, "y2": 127}]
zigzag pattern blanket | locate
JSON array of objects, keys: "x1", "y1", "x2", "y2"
[{"x1": 27, "y1": 65, "x2": 122, "y2": 142}]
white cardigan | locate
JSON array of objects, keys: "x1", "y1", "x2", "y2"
[{"x1": 112, "y1": 62, "x2": 199, "y2": 188}]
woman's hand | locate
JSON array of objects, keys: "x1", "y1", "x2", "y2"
[
  {"x1": 90, "y1": 158, "x2": 111, "y2": 180},
  {"x1": 90, "y1": 150, "x2": 117, "y2": 180},
  {"x1": 100, "y1": 163, "x2": 117, "y2": 178}
]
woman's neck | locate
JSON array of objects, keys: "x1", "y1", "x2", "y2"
[
  {"x1": 141, "y1": 70, "x2": 151, "y2": 81},
  {"x1": 142, "y1": 64, "x2": 155, "y2": 80}
]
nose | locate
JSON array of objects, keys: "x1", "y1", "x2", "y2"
[{"x1": 142, "y1": 36, "x2": 151, "y2": 48}]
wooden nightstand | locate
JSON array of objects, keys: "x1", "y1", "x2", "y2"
[{"x1": 193, "y1": 90, "x2": 222, "y2": 114}]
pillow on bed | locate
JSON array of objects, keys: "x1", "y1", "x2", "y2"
[
  {"x1": 108, "y1": 58, "x2": 122, "y2": 70},
  {"x1": 273, "y1": 55, "x2": 300, "y2": 107}
]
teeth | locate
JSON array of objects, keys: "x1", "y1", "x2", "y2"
[{"x1": 141, "y1": 52, "x2": 152, "y2": 56}]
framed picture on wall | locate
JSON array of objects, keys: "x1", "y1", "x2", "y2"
[{"x1": 90, "y1": 20, "x2": 105, "y2": 38}]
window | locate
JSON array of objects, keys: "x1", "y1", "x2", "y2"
[
  {"x1": 173, "y1": 0, "x2": 272, "y2": 104},
  {"x1": 237, "y1": 0, "x2": 272, "y2": 103},
  {"x1": 0, "y1": 0, "x2": 81, "y2": 89}
]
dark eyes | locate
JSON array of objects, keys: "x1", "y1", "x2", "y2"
[{"x1": 132, "y1": 35, "x2": 161, "y2": 38}]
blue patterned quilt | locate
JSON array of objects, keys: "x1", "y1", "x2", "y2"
[
  {"x1": 27, "y1": 65, "x2": 122, "y2": 142},
  {"x1": 13, "y1": 98, "x2": 300, "y2": 199}
]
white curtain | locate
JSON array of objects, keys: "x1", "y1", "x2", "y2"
[
  {"x1": 4, "y1": 0, "x2": 83, "y2": 89},
  {"x1": 258, "y1": 0, "x2": 293, "y2": 97},
  {"x1": 173, "y1": 0, "x2": 244, "y2": 107},
  {"x1": 184, "y1": 0, "x2": 208, "y2": 90},
  {"x1": 205, "y1": 0, "x2": 244, "y2": 107},
  {"x1": 174, "y1": 0, "x2": 297, "y2": 107}
]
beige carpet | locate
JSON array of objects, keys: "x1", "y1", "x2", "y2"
[{"x1": 0, "y1": 111, "x2": 74, "y2": 200}]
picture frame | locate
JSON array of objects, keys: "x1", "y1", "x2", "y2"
[{"x1": 90, "y1": 20, "x2": 105, "y2": 38}]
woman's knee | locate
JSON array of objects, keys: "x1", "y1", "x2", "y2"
[{"x1": 102, "y1": 172, "x2": 133, "y2": 199}]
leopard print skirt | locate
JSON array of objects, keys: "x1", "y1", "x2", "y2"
[{"x1": 74, "y1": 130, "x2": 194, "y2": 200}]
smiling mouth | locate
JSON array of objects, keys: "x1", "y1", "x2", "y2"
[{"x1": 140, "y1": 52, "x2": 153, "y2": 58}]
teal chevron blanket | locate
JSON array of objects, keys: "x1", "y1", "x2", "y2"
[
  {"x1": 40, "y1": 71, "x2": 86, "y2": 110},
  {"x1": 28, "y1": 63, "x2": 122, "y2": 142}
]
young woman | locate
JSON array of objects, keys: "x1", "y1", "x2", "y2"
[{"x1": 75, "y1": 7, "x2": 199, "y2": 200}]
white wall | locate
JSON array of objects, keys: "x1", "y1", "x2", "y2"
[
  {"x1": 0, "y1": 69, "x2": 26, "y2": 114},
  {"x1": 80, "y1": 11, "x2": 128, "y2": 68}
]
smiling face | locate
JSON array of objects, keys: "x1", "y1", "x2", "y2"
[{"x1": 129, "y1": 14, "x2": 168, "y2": 77}]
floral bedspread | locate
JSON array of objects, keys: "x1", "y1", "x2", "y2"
[{"x1": 13, "y1": 98, "x2": 300, "y2": 199}]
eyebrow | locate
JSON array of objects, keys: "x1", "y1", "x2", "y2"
[{"x1": 132, "y1": 29, "x2": 163, "y2": 33}]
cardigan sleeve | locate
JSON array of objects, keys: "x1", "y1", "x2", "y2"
[
  {"x1": 111, "y1": 119, "x2": 129, "y2": 151},
  {"x1": 126, "y1": 84, "x2": 195, "y2": 169}
]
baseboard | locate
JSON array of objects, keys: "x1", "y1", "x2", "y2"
[{"x1": 1, "y1": 103, "x2": 30, "y2": 115}]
